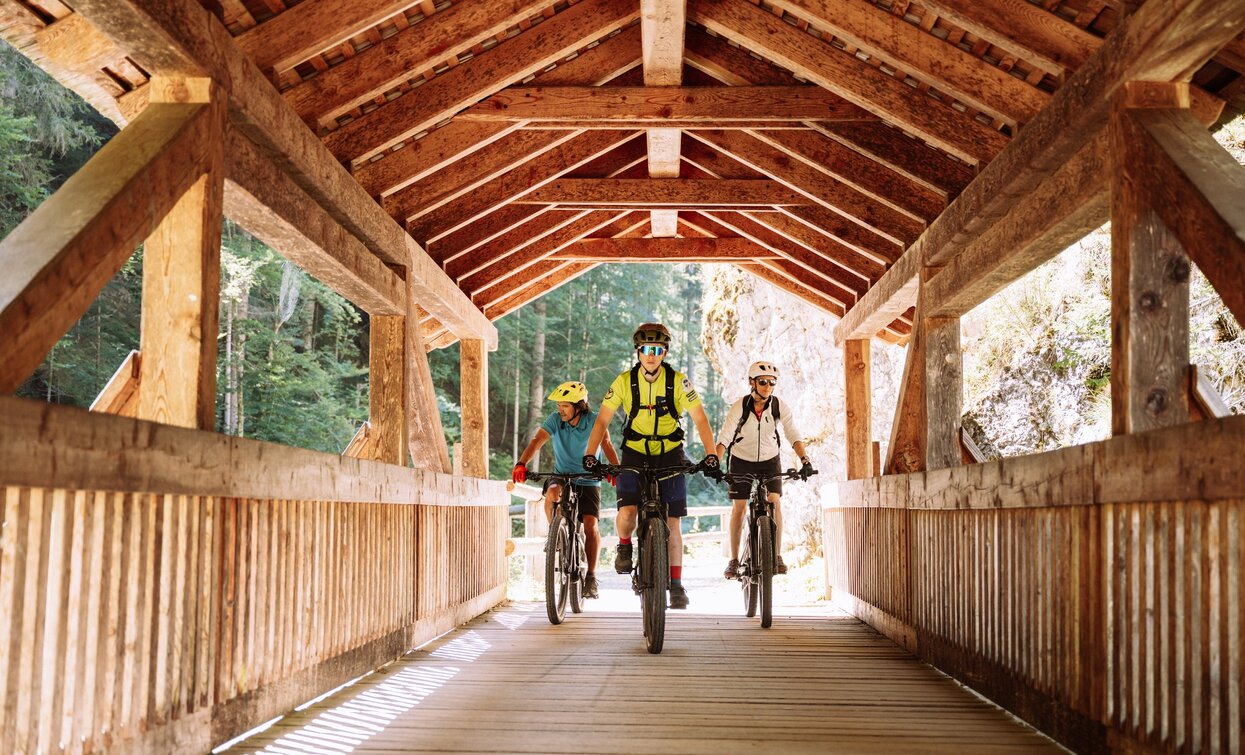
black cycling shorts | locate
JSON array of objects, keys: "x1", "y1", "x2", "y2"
[
  {"x1": 616, "y1": 446, "x2": 688, "y2": 518},
  {"x1": 727, "y1": 455, "x2": 782, "y2": 499},
  {"x1": 543, "y1": 479, "x2": 601, "y2": 520}
]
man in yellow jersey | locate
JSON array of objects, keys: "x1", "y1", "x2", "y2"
[{"x1": 581, "y1": 323, "x2": 721, "y2": 609}]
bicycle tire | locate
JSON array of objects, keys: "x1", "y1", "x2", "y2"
[
  {"x1": 758, "y1": 515, "x2": 775, "y2": 629},
  {"x1": 642, "y1": 518, "x2": 670, "y2": 654},
  {"x1": 545, "y1": 513, "x2": 570, "y2": 625},
  {"x1": 741, "y1": 533, "x2": 757, "y2": 618},
  {"x1": 569, "y1": 522, "x2": 585, "y2": 614}
]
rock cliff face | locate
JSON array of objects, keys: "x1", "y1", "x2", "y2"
[{"x1": 700, "y1": 266, "x2": 906, "y2": 561}]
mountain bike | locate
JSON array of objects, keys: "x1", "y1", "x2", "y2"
[
  {"x1": 721, "y1": 468, "x2": 816, "y2": 629},
  {"x1": 512, "y1": 472, "x2": 594, "y2": 625},
  {"x1": 595, "y1": 460, "x2": 705, "y2": 653}
]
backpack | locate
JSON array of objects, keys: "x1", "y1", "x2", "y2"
[
  {"x1": 622, "y1": 363, "x2": 685, "y2": 452},
  {"x1": 725, "y1": 394, "x2": 782, "y2": 462}
]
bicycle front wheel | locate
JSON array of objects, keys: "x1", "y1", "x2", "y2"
[
  {"x1": 741, "y1": 533, "x2": 757, "y2": 618},
  {"x1": 569, "y1": 522, "x2": 585, "y2": 614},
  {"x1": 545, "y1": 512, "x2": 570, "y2": 625},
  {"x1": 757, "y1": 515, "x2": 775, "y2": 629},
  {"x1": 642, "y1": 518, "x2": 670, "y2": 654}
]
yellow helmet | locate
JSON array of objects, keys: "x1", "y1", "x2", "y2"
[{"x1": 547, "y1": 381, "x2": 588, "y2": 404}]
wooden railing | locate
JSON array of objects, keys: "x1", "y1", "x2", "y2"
[
  {"x1": 824, "y1": 416, "x2": 1244, "y2": 754},
  {"x1": 0, "y1": 396, "x2": 509, "y2": 754}
]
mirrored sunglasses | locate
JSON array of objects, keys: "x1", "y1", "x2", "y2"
[
  {"x1": 637, "y1": 344, "x2": 667, "y2": 357},
  {"x1": 754, "y1": 378, "x2": 778, "y2": 387}
]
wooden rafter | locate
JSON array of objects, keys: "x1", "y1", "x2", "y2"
[
  {"x1": 513, "y1": 178, "x2": 809, "y2": 207},
  {"x1": 465, "y1": 211, "x2": 631, "y2": 297},
  {"x1": 550, "y1": 237, "x2": 779, "y2": 261}
]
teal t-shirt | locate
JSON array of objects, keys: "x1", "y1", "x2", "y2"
[{"x1": 540, "y1": 409, "x2": 602, "y2": 487}]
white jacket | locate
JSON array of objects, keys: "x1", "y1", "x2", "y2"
[{"x1": 716, "y1": 395, "x2": 803, "y2": 463}]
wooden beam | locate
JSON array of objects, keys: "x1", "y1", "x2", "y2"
[
  {"x1": 0, "y1": 101, "x2": 216, "y2": 394},
  {"x1": 642, "y1": 0, "x2": 687, "y2": 238},
  {"x1": 514, "y1": 178, "x2": 809, "y2": 207},
  {"x1": 351, "y1": 23, "x2": 643, "y2": 198},
  {"x1": 766, "y1": 0, "x2": 1048, "y2": 126},
  {"x1": 462, "y1": 86, "x2": 877, "y2": 122},
  {"x1": 736, "y1": 263, "x2": 846, "y2": 317},
  {"x1": 550, "y1": 237, "x2": 777, "y2": 261},
  {"x1": 482, "y1": 262, "x2": 598, "y2": 320},
  {"x1": 236, "y1": 0, "x2": 421, "y2": 76},
  {"x1": 1124, "y1": 108, "x2": 1245, "y2": 327},
  {"x1": 1110, "y1": 103, "x2": 1191, "y2": 435},
  {"x1": 460, "y1": 339, "x2": 489, "y2": 477},
  {"x1": 321, "y1": 0, "x2": 638, "y2": 164},
  {"x1": 465, "y1": 211, "x2": 629, "y2": 297},
  {"x1": 223, "y1": 129, "x2": 405, "y2": 315},
  {"x1": 885, "y1": 313, "x2": 926, "y2": 474},
  {"x1": 89, "y1": 350, "x2": 141, "y2": 417},
  {"x1": 137, "y1": 83, "x2": 225, "y2": 431},
  {"x1": 280, "y1": 0, "x2": 562, "y2": 124},
  {"x1": 833, "y1": 0, "x2": 1244, "y2": 345},
  {"x1": 681, "y1": 25, "x2": 975, "y2": 197},
  {"x1": 923, "y1": 312, "x2": 961, "y2": 470},
  {"x1": 688, "y1": 0, "x2": 1008, "y2": 164},
  {"x1": 68, "y1": 0, "x2": 498, "y2": 348},
  {"x1": 844, "y1": 339, "x2": 872, "y2": 480},
  {"x1": 445, "y1": 210, "x2": 591, "y2": 276},
  {"x1": 369, "y1": 315, "x2": 409, "y2": 466}
]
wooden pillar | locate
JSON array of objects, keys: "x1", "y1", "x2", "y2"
[
  {"x1": 460, "y1": 339, "x2": 489, "y2": 478},
  {"x1": 136, "y1": 78, "x2": 223, "y2": 430},
  {"x1": 1110, "y1": 93, "x2": 1191, "y2": 435},
  {"x1": 369, "y1": 315, "x2": 408, "y2": 466},
  {"x1": 844, "y1": 339, "x2": 873, "y2": 479},
  {"x1": 924, "y1": 314, "x2": 962, "y2": 470}
]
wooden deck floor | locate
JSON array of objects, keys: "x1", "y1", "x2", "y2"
[{"x1": 222, "y1": 585, "x2": 1062, "y2": 754}]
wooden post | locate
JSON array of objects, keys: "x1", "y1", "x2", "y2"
[
  {"x1": 924, "y1": 314, "x2": 962, "y2": 470},
  {"x1": 136, "y1": 78, "x2": 223, "y2": 430},
  {"x1": 844, "y1": 338, "x2": 873, "y2": 479},
  {"x1": 369, "y1": 315, "x2": 409, "y2": 465},
  {"x1": 404, "y1": 284, "x2": 450, "y2": 472},
  {"x1": 460, "y1": 339, "x2": 489, "y2": 478},
  {"x1": 1110, "y1": 94, "x2": 1191, "y2": 435},
  {"x1": 885, "y1": 303, "x2": 926, "y2": 474}
]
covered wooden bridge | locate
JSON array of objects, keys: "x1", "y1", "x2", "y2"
[{"x1": 1, "y1": 0, "x2": 1243, "y2": 752}]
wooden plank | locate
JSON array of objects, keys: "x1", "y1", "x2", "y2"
[
  {"x1": 89, "y1": 350, "x2": 142, "y2": 417},
  {"x1": 1125, "y1": 108, "x2": 1245, "y2": 328},
  {"x1": 223, "y1": 129, "x2": 406, "y2": 316},
  {"x1": 549, "y1": 237, "x2": 776, "y2": 261},
  {"x1": 321, "y1": 0, "x2": 638, "y2": 164},
  {"x1": 914, "y1": 0, "x2": 1099, "y2": 77},
  {"x1": 833, "y1": 0, "x2": 1244, "y2": 345},
  {"x1": 462, "y1": 86, "x2": 877, "y2": 122},
  {"x1": 688, "y1": 0, "x2": 1009, "y2": 164},
  {"x1": 369, "y1": 316, "x2": 408, "y2": 466},
  {"x1": 515, "y1": 178, "x2": 809, "y2": 207},
  {"x1": 68, "y1": 0, "x2": 497, "y2": 348},
  {"x1": 459, "y1": 340, "x2": 489, "y2": 478},
  {"x1": 766, "y1": 0, "x2": 1048, "y2": 127},
  {"x1": 352, "y1": 23, "x2": 644, "y2": 198},
  {"x1": 1110, "y1": 106, "x2": 1191, "y2": 436},
  {"x1": 844, "y1": 339, "x2": 873, "y2": 480},
  {"x1": 281, "y1": 0, "x2": 562, "y2": 123},
  {"x1": 0, "y1": 100, "x2": 215, "y2": 394}
]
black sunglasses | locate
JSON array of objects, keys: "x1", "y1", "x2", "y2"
[{"x1": 754, "y1": 378, "x2": 777, "y2": 387}]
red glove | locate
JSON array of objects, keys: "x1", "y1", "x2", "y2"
[
  {"x1": 511, "y1": 463, "x2": 527, "y2": 484},
  {"x1": 607, "y1": 474, "x2": 617, "y2": 487}
]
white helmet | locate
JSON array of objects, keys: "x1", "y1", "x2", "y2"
[{"x1": 748, "y1": 361, "x2": 779, "y2": 380}]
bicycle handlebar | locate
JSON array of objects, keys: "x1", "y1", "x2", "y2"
[
  {"x1": 522, "y1": 471, "x2": 600, "y2": 484},
  {"x1": 592, "y1": 462, "x2": 703, "y2": 479},
  {"x1": 719, "y1": 469, "x2": 818, "y2": 486}
]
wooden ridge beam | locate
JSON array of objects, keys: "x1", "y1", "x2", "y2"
[
  {"x1": 279, "y1": 0, "x2": 562, "y2": 124},
  {"x1": 224, "y1": 129, "x2": 405, "y2": 315},
  {"x1": 688, "y1": 0, "x2": 1009, "y2": 164},
  {"x1": 551, "y1": 237, "x2": 779, "y2": 261},
  {"x1": 461, "y1": 85, "x2": 878, "y2": 122},
  {"x1": 321, "y1": 0, "x2": 638, "y2": 164},
  {"x1": 409, "y1": 130, "x2": 642, "y2": 242},
  {"x1": 514, "y1": 178, "x2": 809, "y2": 207},
  {"x1": 0, "y1": 100, "x2": 215, "y2": 393},
  {"x1": 522, "y1": 120, "x2": 816, "y2": 130},
  {"x1": 67, "y1": 0, "x2": 497, "y2": 348},
  {"x1": 682, "y1": 25, "x2": 976, "y2": 197},
  {"x1": 642, "y1": 0, "x2": 687, "y2": 238},
  {"x1": 834, "y1": 0, "x2": 1243, "y2": 345},
  {"x1": 766, "y1": 0, "x2": 1048, "y2": 127},
  {"x1": 352, "y1": 23, "x2": 643, "y2": 198}
]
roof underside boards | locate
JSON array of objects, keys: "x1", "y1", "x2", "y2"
[{"x1": 4, "y1": 0, "x2": 1244, "y2": 349}]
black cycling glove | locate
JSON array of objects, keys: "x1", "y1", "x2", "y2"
[
  {"x1": 799, "y1": 458, "x2": 817, "y2": 481},
  {"x1": 699, "y1": 454, "x2": 723, "y2": 480},
  {"x1": 582, "y1": 455, "x2": 600, "y2": 473}
]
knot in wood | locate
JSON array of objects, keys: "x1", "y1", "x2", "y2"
[
  {"x1": 1139, "y1": 291, "x2": 1161, "y2": 312},
  {"x1": 1166, "y1": 256, "x2": 1191, "y2": 283},
  {"x1": 1145, "y1": 388, "x2": 1170, "y2": 416}
]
